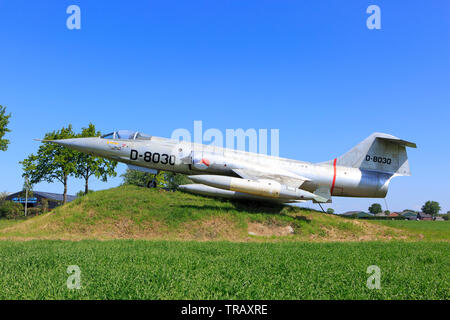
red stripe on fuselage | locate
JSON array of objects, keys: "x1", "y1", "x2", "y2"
[{"x1": 330, "y1": 158, "x2": 337, "y2": 195}]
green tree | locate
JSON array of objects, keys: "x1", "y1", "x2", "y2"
[
  {"x1": 121, "y1": 169, "x2": 167, "y2": 188},
  {"x1": 0, "y1": 201, "x2": 23, "y2": 219},
  {"x1": 21, "y1": 177, "x2": 34, "y2": 198},
  {"x1": 21, "y1": 125, "x2": 77, "y2": 204},
  {"x1": 0, "y1": 192, "x2": 9, "y2": 204},
  {"x1": 326, "y1": 208, "x2": 335, "y2": 214},
  {"x1": 368, "y1": 203, "x2": 382, "y2": 214},
  {"x1": 75, "y1": 123, "x2": 118, "y2": 194},
  {"x1": 40, "y1": 198, "x2": 49, "y2": 213},
  {"x1": 421, "y1": 201, "x2": 441, "y2": 216},
  {"x1": 121, "y1": 169, "x2": 191, "y2": 189},
  {"x1": 164, "y1": 171, "x2": 192, "y2": 190},
  {"x1": 0, "y1": 105, "x2": 11, "y2": 151}
]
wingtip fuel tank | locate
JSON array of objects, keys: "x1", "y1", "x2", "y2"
[{"x1": 188, "y1": 175, "x2": 326, "y2": 202}]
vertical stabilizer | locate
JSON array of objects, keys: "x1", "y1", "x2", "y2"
[{"x1": 325, "y1": 133, "x2": 417, "y2": 176}]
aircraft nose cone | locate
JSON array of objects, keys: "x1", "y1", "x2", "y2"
[
  {"x1": 43, "y1": 138, "x2": 100, "y2": 153},
  {"x1": 50, "y1": 139, "x2": 79, "y2": 147}
]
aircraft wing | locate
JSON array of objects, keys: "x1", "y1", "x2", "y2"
[{"x1": 232, "y1": 165, "x2": 310, "y2": 189}]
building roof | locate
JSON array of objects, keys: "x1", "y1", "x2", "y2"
[
  {"x1": 341, "y1": 211, "x2": 365, "y2": 216},
  {"x1": 341, "y1": 211, "x2": 373, "y2": 218},
  {"x1": 417, "y1": 212, "x2": 433, "y2": 219},
  {"x1": 401, "y1": 211, "x2": 417, "y2": 217},
  {"x1": 33, "y1": 191, "x2": 77, "y2": 202},
  {"x1": 6, "y1": 191, "x2": 77, "y2": 202},
  {"x1": 389, "y1": 212, "x2": 400, "y2": 216},
  {"x1": 356, "y1": 212, "x2": 373, "y2": 218}
]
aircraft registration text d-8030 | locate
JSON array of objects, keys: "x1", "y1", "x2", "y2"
[
  {"x1": 365, "y1": 155, "x2": 392, "y2": 164},
  {"x1": 129, "y1": 149, "x2": 176, "y2": 166}
]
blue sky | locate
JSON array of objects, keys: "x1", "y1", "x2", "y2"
[{"x1": 0, "y1": 0, "x2": 449, "y2": 213}]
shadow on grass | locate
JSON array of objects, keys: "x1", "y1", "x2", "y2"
[{"x1": 179, "y1": 199, "x2": 313, "y2": 223}]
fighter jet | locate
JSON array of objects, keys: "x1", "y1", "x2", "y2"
[{"x1": 39, "y1": 130, "x2": 416, "y2": 205}]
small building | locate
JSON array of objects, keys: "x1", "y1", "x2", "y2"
[
  {"x1": 5, "y1": 191, "x2": 77, "y2": 210},
  {"x1": 342, "y1": 211, "x2": 363, "y2": 216},
  {"x1": 401, "y1": 211, "x2": 417, "y2": 220},
  {"x1": 389, "y1": 212, "x2": 400, "y2": 217},
  {"x1": 341, "y1": 211, "x2": 373, "y2": 219},
  {"x1": 356, "y1": 212, "x2": 374, "y2": 219},
  {"x1": 417, "y1": 212, "x2": 433, "y2": 221}
]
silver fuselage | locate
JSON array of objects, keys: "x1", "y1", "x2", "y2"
[{"x1": 59, "y1": 135, "x2": 393, "y2": 199}]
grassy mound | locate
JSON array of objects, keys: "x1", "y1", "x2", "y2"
[{"x1": 0, "y1": 185, "x2": 443, "y2": 241}]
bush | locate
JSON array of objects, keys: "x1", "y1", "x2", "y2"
[
  {"x1": 76, "y1": 190, "x2": 95, "y2": 197},
  {"x1": 0, "y1": 191, "x2": 9, "y2": 203},
  {"x1": 40, "y1": 199, "x2": 49, "y2": 213},
  {"x1": 0, "y1": 201, "x2": 24, "y2": 219},
  {"x1": 27, "y1": 207, "x2": 42, "y2": 216}
]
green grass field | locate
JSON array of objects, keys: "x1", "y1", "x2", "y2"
[
  {"x1": 369, "y1": 220, "x2": 450, "y2": 241},
  {"x1": 0, "y1": 186, "x2": 448, "y2": 300},
  {"x1": 0, "y1": 240, "x2": 448, "y2": 300}
]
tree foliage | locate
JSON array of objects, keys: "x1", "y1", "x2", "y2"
[
  {"x1": 121, "y1": 170, "x2": 192, "y2": 189},
  {"x1": 368, "y1": 203, "x2": 382, "y2": 214},
  {"x1": 421, "y1": 201, "x2": 441, "y2": 216},
  {"x1": 21, "y1": 125, "x2": 77, "y2": 204},
  {"x1": 121, "y1": 169, "x2": 166, "y2": 188},
  {"x1": 0, "y1": 105, "x2": 11, "y2": 151},
  {"x1": 326, "y1": 208, "x2": 334, "y2": 214},
  {"x1": 164, "y1": 171, "x2": 192, "y2": 190},
  {"x1": 0, "y1": 192, "x2": 9, "y2": 204},
  {"x1": 0, "y1": 201, "x2": 23, "y2": 219},
  {"x1": 76, "y1": 190, "x2": 95, "y2": 197},
  {"x1": 75, "y1": 123, "x2": 117, "y2": 194},
  {"x1": 21, "y1": 177, "x2": 34, "y2": 198},
  {"x1": 21, "y1": 123, "x2": 119, "y2": 203}
]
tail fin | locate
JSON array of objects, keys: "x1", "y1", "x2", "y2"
[{"x1": 327, "y1": 133, "x2": 417, "y2": 176}]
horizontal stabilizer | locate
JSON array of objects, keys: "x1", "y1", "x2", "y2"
[
  {"x1": 312, "y1": 186, "x2": 332, "y2": 203},
  {"x1": 376, "y1": 137, "x2": 417, "y2": 149}
]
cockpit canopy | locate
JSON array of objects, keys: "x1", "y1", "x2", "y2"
[{"x1": 101, "y1": 130, "x2": 152, "y2": 141}]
